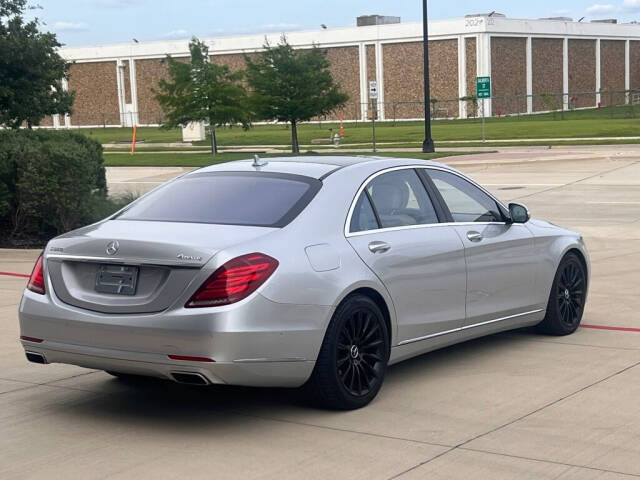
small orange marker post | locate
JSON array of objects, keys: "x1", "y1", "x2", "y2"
[
  {"x1": 130, "y1": 125, "x2": 137, "y2": 155},
  {"x1": 339, "y1": 112, "x2": 345, "y2": 137}
]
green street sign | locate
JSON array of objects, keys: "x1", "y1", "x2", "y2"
[{"x1": 477, "y1": 76, "x2": 491, "y2": 99}]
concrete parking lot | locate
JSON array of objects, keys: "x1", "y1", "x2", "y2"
[{"x1": 1, "y1": 147, "x2": 639, "y2": 479}]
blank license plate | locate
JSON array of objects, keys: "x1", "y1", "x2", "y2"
[{"x1": 95, "y1": 264, "x2": 139, "y2": 295}]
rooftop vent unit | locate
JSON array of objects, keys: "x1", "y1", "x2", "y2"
[
  {"x1": 539, "y1": 17, "x2": 573, "y2": 21},
  {"x1": 591, "y1": 19, "x2": 618, "y2": 24},
  {"x1": 357, "y1": 15, "x2": 401, "y2": 27},
  {"x1": 464, "y1": 12, "x2": 506, "y2": 18}
]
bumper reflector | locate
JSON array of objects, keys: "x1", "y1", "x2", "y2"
[
  {"x1": 168, "y1": 355, "x2": 215, "y2": 363},
  {"x1": 20, "y1": 335, "x2": 44, "y2": 343}
]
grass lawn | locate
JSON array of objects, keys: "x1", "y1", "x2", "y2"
[
  {"x1": 87, "y1": 104, "x2": 640, "y2": 147},
  {"x1": 102, "y1": 151, "x2": 471, "y2": 167}
]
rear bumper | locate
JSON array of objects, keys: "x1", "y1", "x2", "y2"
[
  {"x1": 21, "y1": 340, "x2": 315, "y2": 387},
  {"x1": 19, "y1": 289, "x2": 331, "y2": 387}
]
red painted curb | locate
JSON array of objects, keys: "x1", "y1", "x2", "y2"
[
  {"x1": 580, "y1": 324, "x2": 640, "y2": 333},
  {"x1": 0, "y1": 271, "x2": 30, "y2": 279}
]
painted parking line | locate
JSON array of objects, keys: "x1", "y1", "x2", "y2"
[
  {"x1": 0, "y1": 271, "x2": 29, "y2": 279},
  {"x1": 585, "y1": 201, "x2": 640, "y2": 205},
  {"x1": 580, "y1": 324, "x2": 640, "y2": 333}
]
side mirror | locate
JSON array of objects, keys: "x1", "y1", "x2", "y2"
[{"x1": 508, "y1": 203, "x2": 530, "y2": 224}]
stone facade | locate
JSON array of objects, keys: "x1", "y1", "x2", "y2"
[
  {"x1": 135, "y1": 58, "x2": 169, "y2": 125},
  {"x1": 532, "y1": 38, "x2": 564, "y2": 112},
  {"x1": 67, "y1": 61, "x2": 120, "y2": 126},
  {"x1": 39, "y1": 116, "x2": 54, "y2": 127},
  {"x1": 600, "y1": 40, "x2": 626, "y2": 106},
  {"x1": 383, "y1": 40, "x2": 459, "y2": 120},
  {"x1": 491, "y1": 37, "x2": 527, "y2": 115},
  {"x1": 568, "y1": 39, "x2": 597, "y2": 108},
  {"x1": 366, "y1": 44, "x2": 376, "y2": 86},
  {"x1": 324, "y1": 46, "x2": 361, "y2": 120},
  {"x1": 465, "y1": 37, "x2": 478, "y2": 117},
  {"x1": 121, "y1": 60, "x2": 132, "y2": 104},
  {"x1": 210, "y1": 52, "x2": 248, "y2": 72},
  {"x1": 631, "y1": 41, "x2": 640, "y2": 91},
  {"x1": 136, "y1": 56, "x2": 190, "y2": 125}
]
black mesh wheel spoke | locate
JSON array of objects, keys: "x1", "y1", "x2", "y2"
[
  {"x1": 363, "y1": 351, "x2": 383, "y2": 362},
  {"x1": 337, "y1": 307, "x2": 386, "y2": 397},
  {"x1": 337, "y1": 355, "x2": 350, "y2": 367},
  {"x1": 353, "y1": 365, "x2": 363, "y2": 394},
  {"x1": 361, "y1": 339, "x2": 383, "y2": 350},
  {"x1": 556, "y1": 260, "x2": 586, "y2": 328}
]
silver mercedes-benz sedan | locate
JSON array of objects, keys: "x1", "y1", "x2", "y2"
[{"x1": 19, "y1": 156, "x2": 589, "y2": 409}]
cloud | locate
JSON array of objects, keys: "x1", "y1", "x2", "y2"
[
  {"x1": 552, "y1": 9, "x2": 571, "y2": 15},
  {"x1": 622, "y1": 0, "x2": 640, "y2": 12},
  {"x1": 163, "y1": 29, "x2": 189, "y2": 40},
  {"x1": 94, "y1": 0, "x2": 141, "y2": 7},
  {"x1": 259, "y1": 23, "x2": 303, "y2": 32},
  {"x1": 53, "y1": 21, "x2": 89, "y2": 31},
  {"x1": 586, "y1": 3, "x2": 617, "y2": 15},
  {"x1": 208, "y1": 23, "x2": 304, "y2": 36}
]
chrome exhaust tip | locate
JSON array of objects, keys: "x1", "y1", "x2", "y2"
[
  {"x1": 170, "y1": 371, "x2": 210, "y2": 386},
  {"x1": 25, "y1": 351, "x2": 47, "y2": 364}
]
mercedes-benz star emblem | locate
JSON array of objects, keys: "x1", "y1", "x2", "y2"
[{"x1": 105, "y1": 240, "x2": 119, "y2": 256}]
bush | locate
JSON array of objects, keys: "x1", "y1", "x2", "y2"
[{"x1": 0, "y1": 129, "x2": 109, "y2": 245}]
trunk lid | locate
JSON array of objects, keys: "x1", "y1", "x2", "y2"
[{"x1": 45, "y1": 220, "x2": 276, "y2": 314}]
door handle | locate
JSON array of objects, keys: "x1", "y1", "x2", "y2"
[
  {"x1": 466, "y1": 231, "x2": 483, "y2": 242},
  {"x1": 368, "y1": 241, "x2": 391, "y2": 254}
]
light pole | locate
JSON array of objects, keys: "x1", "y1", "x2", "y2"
[{"x1": 422, "y1": 0, "x2": 435, "y2": 153}]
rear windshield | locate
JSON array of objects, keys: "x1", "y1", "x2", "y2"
[{"x1": 116, "y1": 172, "x2": 321, "y2": 227}]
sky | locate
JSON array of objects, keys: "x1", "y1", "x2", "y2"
[{"x1": 27, "y1": 0, "x2": 640, "y2": 47}]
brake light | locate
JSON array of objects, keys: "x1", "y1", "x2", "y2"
[
  {"x1": 27, "y1": 255, "x2": 45, "y2": 295},
  {"x1": 185, "y1": 253, "x2": 278, "y2": 308}
]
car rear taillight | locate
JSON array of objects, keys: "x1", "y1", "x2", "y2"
[
  {"x1": 27, "y1": 255, "x2": 45, "y2": 295},
  {"x1": 185, "y1": 253, "x2": 278, "y2": 308}
]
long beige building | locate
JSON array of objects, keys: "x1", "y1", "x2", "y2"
[{"x1": 49, "y1": 13, "x2": 640, "y2": 128}]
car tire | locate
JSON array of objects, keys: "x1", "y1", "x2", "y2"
[
  {"x1": 537, "y1": 252, "x2": 587, "y2": 336},
  {"x1": 304, "y1": 294, "x2": 390, "y2": 410}
]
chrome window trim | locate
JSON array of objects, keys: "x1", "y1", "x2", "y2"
[
  {"x1": 397, "y1": 309, "x2": 544, "y2": 346},
  {"x1": 344, "y1": 165, "x2": 510, "y2": 237},
  {"x1": 346, "y1": 221, "x2": 519, "y2": 238}
]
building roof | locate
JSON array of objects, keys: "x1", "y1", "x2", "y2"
[{"x1": 60, "y1": 15, "x2": 640, "y2": 62}]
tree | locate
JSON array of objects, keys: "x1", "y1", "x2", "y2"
[
  {"x1": 245, "y1": 37, "x2": 349, "y2": 153},
  {"x1": 155, "y1": 38, "x2": 251, "y2": 154},
  {"x1": 0, "y1": 0, "x2": 74, "y2": 128}
]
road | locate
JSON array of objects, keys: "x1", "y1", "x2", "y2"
[{"x1": 1, "y1": 148, "x2": 639, "y2": 479}]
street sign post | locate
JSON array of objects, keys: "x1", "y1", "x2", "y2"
[
  {"x1": 369, "y1": 80, "x2": 378, "y2": 152},
  {"x1": 476, "y1": 76, "x2": 491, "y2": 143},
  {"x1": 369, "y1": 80, "x2": 378, "y2": 99}
]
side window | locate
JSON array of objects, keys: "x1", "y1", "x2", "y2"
[
  {"x1": 366, "y1": 169, "x2": 439, "y2": 229},
  {"x1": 349, "y1": 192, "x2": 379, "y2": 233},
  {"x1": 428, "y1": 169, "x2": 503, "y2": 223}
]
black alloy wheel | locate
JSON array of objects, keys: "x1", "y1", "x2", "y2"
[
  {"x1": 305, "y1": 294, "x2": 389, "y2": 410},
  {"x1": 337, "y1": 309, "x2": 386, "y2": 397},
  {"x1": 556, "y1": 259, "x2": 585, "y2": 328},
  {"x1": 538, "y1": 252, "x2": 587, "y2": 335}
]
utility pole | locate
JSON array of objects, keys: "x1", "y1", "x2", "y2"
[{"x1": 422, "y1": 0, "x2": 435, "y2": 153}]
